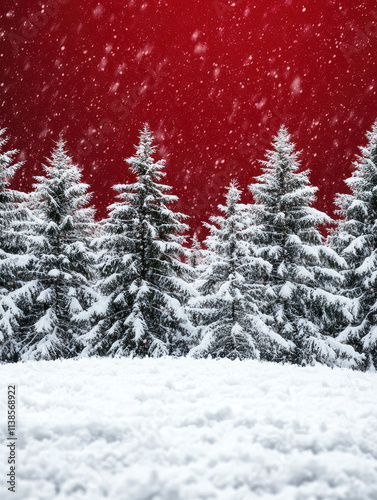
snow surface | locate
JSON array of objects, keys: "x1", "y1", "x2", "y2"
[{"x1": 1, "y1": 358, "x2": 377, "y2": 500}]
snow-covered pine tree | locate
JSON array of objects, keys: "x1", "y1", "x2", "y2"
[
  {"x1": 189, "y1": 181, "x2": 291, "y2": 360},
  {"x1": 0, "y1": 129, "x2": 28, "y2": 362},
  {"x1": 19, "y1": 137, "x2": 97, "y2": 361},
  {"x1": 330, "y1": 120, "x2": 377, "y2": 369},
  {"x1": 82, "y1": 124, "x2": 195, "y2": 358},
  {"x1": 248, "y1": 125, "x2": 360, "y2": 368},
  {"x1": 186, "y1": 231, "x2": 207, "y2": 284},
  {"x1": 188, "y1": 232, "x2": 203, "y2": 270}
]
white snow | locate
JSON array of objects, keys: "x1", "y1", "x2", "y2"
[
  {"x1": 1, "y1": 357, "x2": 376, "y2": 500},
  {"x1": 279, "y1": 281, "x2": 295, "y2": 299},
  {"x1": 291, "y1": 76, "x2": 302, "y2": 95}
]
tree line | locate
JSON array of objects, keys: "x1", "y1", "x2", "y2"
[{"x1": 0, "y1": 122, "x2": 376, "y2": 369}]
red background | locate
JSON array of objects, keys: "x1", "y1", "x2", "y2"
[{"x1": 1, "y1": 0, "x2": 377, "y2": 235}]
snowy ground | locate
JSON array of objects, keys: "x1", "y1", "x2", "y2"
[{"x1": 1, "y1": 358, "x2": 377, "y2": 500}]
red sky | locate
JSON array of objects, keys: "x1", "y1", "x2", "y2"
[{"x1": 1, "y1": 0, "x2": 377, "y2": 235}]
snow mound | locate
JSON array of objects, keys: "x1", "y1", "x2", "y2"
[{"x1": 1, "y1": 358, "x2": 376, "y2": 500}]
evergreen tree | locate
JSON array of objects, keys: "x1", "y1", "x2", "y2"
[
  {"x1": 248, "y1": 125, "x2": 360, "y2": 368},
  {"x1": 0, "y1": 129, "x2": 28, "y2": 362},
  {"x1": 82, "y1": 124, "x2": 194, "y2": 358},
  {"x1": 331, "y1": 120, "x2": 377, "y2": 369},
  {"x1": 189, "y1": 181, "x2": 291, "y2": 360},
  {"x1": 186, "y1": 232, "x2": 206, "y2": 285},
  {"x1": 19, "y1": 137, "x2": 97, "y2": 361},
  {"x1": 188, "y1": 232, "x2": 203, "y2": 270}
]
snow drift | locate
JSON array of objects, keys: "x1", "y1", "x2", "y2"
[{"x1": 0, "y1": 357, "x2": 376, "y2": 500}]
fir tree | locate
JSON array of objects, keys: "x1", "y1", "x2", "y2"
[
  {"x1": 331, "y1": 120, "x2": 377, "y2": 369},
  {"x1": 186, "y1": 232, "x2": 206, "y2": 285},
  {"x1": 249, "y1": 125, "x2": 360, "y2": 368},
  {"x1": 82, "y1": 124, "x2": 194, "y2": 358},
  {"x1": 189, "y1": 181, "x2": 291, "y2": 360},
  {"x1": 19, "y1": 137, "x2": 97, "y2": 361},
  {"x1": 0, "y1": 129, "x2": 29, "y2": 363},
  {"x1": 188, "y1": 232, "x2": 203, "y2": 270}
]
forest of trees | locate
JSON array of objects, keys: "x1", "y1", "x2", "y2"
[{"x1": 0, "y1": 122, "x2": 376, "y2": 369}]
